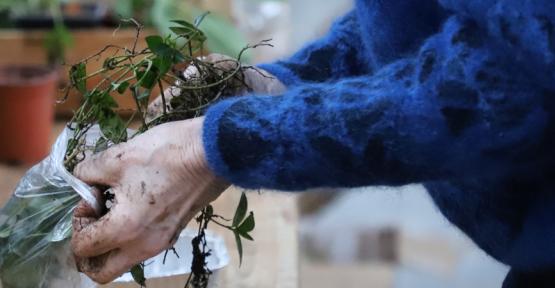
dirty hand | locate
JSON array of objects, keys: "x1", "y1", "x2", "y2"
[
  {"x1": 146, "y1": 53, "x2": 285, "y2": 120},
  {"x1": 71, "y1": 117, "x2": 228, "y2": 284}
]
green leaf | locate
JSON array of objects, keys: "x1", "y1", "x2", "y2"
[
  {"x1": 116, "y1": 81, "x2": 130, "y2": 94},
  {"x1": 238, "y1": 231, "x2": 254, "y2": 241},
  {"x1": 238, "y1": 211, "x2": 255, "y2": 233},
  {"x1": 136, "y1": 69, "x2": 157, "y2": 89},
  {"x1": 87, "y1": 90, "x2": 118, "y2": 108},
  {"x1": 130, "y1": 264, "x2": 146, "y2": 287},
  {"x1": 146, "y1": 35, "x2": 165, "y2": 53},
  {"x1": 153, "y1": 57, "x2": 172, "y2": 77},
  {"x1": 0, "y1": 226, "x2": 11, "y2": 238},
  {"x1": 99, "y1": 114, "x2": 127, "y2": 144},
  {"x1": 70, "y1": 63, "x2": 87, "y2": 93},
  {"x1": 94, "y1": 137, "x2": 109, "y2": 153},
  {"x1": 234, "y1": 231, "x2": 243, "y2": 266},
  {"x1": 169, "y1": 26, "x2": 192, "y2": 36},
  {"x1": 169, "y1": 20, "x2": 207, "y2": 43},
  {"x1": 233, "y1": 192, "x2": 248, "y2": 227},
  {"x1": 146, "y1": 35, "x2": 185, "y2": 64},
  {"x1": 170, "y1": 20, "x2": 196, "y2": 28},
  {"x1": 111, "y1": 81, "x2": 130, "y2": 94}
]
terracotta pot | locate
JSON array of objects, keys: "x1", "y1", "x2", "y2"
[{"x1": 0, "y1": 66, "x2": 58, "y2": 165}]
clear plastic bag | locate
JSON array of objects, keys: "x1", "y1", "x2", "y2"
[
  {"x1": 0, "y1": 126, "x2": 229, "y2": 288},
  {"x1": 0, "y1": 126, "x2": 100, "y2": 288}
]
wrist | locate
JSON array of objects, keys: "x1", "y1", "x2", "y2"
[
  {"x1": 244, "y1": 68, "x2": 286, "y2": 95},
  {"x1": 180, "y1": 117, "x2": 228, "y2": 186}
]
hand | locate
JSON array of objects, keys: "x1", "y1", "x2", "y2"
[
  {"x1": 146, "y1": 53, "x2": 285, "y2": 121},
  {"x1": 71, "y1": 117, "x2": 228, "y2": 284}
]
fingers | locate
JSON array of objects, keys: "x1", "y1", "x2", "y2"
[
  {"x1": 182, "y1": 64, "x2": 200, "y2": 79},
  {"x1": 244, "y1": 68, "x2": 287, "y2": 95},
  {"x1": 74, "y1": 187, "x2": 105, "y2": 218},
  {"x1": 76, "y1": 249, "x2": 136, "y2": 284},
  {"x1": 146, "y1": 86, "x2": 182, "y2": 122},
  {"x1": 73, "y1": 144, "x2": 126, "y2": 186},
  {"x1": 204, "y1": 54, "x2": 237, "y2": 71},
  {"x1": 72, "y1": 211, "x2": 116, "y2": 257},
  {"x1": 72, "y1": 200, "x2": 133, "y2": 258},
  {"x1": 146, "y1": 53, "x2": 239, "y2": 122}
]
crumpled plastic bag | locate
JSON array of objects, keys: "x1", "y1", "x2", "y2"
[{"x1": 0, "y1": 126, "x2": 228, "y2": 288}]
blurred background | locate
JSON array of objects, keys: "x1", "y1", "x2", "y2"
[{"x1": 0, "y1": 0, "x2": 509, "y2": 287}]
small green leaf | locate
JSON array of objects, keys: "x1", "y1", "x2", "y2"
[
  {"x1": 145, "y1": 35, "x2": 164, "y2": 51},
  {"x1": 238, "y1": 211, "x2": 255, "y2": 233},
  {"x1": 153, "y1": 57, "x2": 172, "y2": 77},
  {"x1": 94, "y1": 137, "x2": 108, "y2": 153},
  {"x1": 169, "y1": 20, "x2": 207, "y2": 43},
  {"x1": 130, "y1": 264, "x2": 146, "y2": 287},
  {"x1": 0, "y1": 226, "x2": 11, "y2": 238},
  {"x1": 70, "y1": 63, "x2": 87, "y2": 93},
  {"x1": 169, "y1": 26, "x2": 192, "y2": 35},
  {"x1": 136, "y1": 69, "x2": 157, "y2": 89},
  {"x1": 234, "y1": 231, "x2": 243, "y2": 266},
  {"x1": 87, "y1": 91, "x2": 118, "y2": 108},
  {"x1": 113, "y1": 81, "x2": 130, "y2": 94},
  {"x1": 99, "y1": 114, "x2": 127, "y2": 144},
  {"x1": 146, "y1": 35, "x2": 185, "y2": 64},
  {"x1": 233, "y1": 192, "x2": 248, "y2": 227},
  {"x1": 170, "y1": 20, "x2": 196, "y2": 28},
  {"x1": 238, "y1": 230, "x2": 254, "y2": 241}
]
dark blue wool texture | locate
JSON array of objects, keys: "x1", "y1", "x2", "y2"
[{"x1": 203, "y1": 0, "x2": 555, "y2": 277}]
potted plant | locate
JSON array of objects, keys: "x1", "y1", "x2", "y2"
[{"x1": 0, "y1": 1, "x2": 72, "y2": 165}]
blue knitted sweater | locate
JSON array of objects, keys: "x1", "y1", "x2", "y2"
[{"x1": 203, "y1": 0, "x2": 555, "y2": 272}]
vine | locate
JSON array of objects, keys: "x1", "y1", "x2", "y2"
[{"x1": 62, "y1": 15, "x2": 261, "y2": 287}]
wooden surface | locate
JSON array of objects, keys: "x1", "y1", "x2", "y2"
[
  {"x1": 0, "y1": 122, "x2": 299, "y2": 288},
  {"x1": 300, "y1": 262, "x2": 393, "y2": 288}
]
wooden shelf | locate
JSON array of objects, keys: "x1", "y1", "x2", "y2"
[{"x1": 0, "y1": 28, "x2": 157, "y2": 116}]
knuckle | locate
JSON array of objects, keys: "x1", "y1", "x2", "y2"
[
  {"x1": 103, "y1": 144, "x2": 124, "y2": 159},
  {"x1": 183, "y1": 66, "x2": 199, "y2": 79},
  {"x1": 120, "y1": 221, "x2": 143, "y2": 242},
  {"x1": 71, "y1": 235, "x2": 87, "y2": 256},
  {"x1": 92, "y1": 273, "x2": 114, "y2": 285},
  {"x1": 145, "y1": 245, "x2": 161, "y2": 256},
  {"x1": 104, "y1": 144, "x2": 141, "y2": 166},
  {"x1": 160, "y1": 233, "x2": 175, "y2": 248},
  {"x1": 73, "y1": 161, "x2": 90, "y2": 178}
]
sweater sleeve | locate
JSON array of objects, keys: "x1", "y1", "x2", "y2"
[
  {"x1": 257, "y1": 11, "x2": 370, "y2": 86},
  {"x1": 203, "y1": 16, "x2": 551, "y2": 191},
  {"x1": 439, "y1": 0, "x2": 555, "y2": 89},
  {"x1": 259, "y1": 1, "x2": 448, "y2": 86}
]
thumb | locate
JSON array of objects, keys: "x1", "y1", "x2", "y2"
[{"x1": 73, "y1": 144, "x2": 126, "y2": 186}]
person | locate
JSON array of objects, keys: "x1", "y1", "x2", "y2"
[{"x1": 71, "y1": 0, "x2": 555, "y2": 287}]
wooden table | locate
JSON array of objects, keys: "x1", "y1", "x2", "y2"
[{"x1": 0, "y1": 123, "x2": 299, "y2": 288}]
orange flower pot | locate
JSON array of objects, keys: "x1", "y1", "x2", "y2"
[{"x1": 0, "y1": 66, "x2": 58, "y2": 165}]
